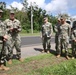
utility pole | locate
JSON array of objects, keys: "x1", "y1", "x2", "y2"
[{"x1": 31, "y1": 2, "x2": 33, "y2": 34}]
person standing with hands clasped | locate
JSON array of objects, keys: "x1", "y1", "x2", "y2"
[
  {"x1": 41, "y1": 17, "x2": 53, "y2": 53},
  {"x1": 4, "y1": 11, "x2": 23, "y2": 64},
  {"x1": 58, "y1": 16, "x2": 71, "y2": 59}
]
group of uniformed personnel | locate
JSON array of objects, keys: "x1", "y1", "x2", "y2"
[
  {"x1": 41, "y1": 16, "x2": 76, "y2": 60},
  {"x1": 0, "y1": 9, "x2": 76, "y2": 71},
  {"x1": 54, "y1": 16, "x2": 71, "y2": 59},
  {"x1": 0, "y1": 9, "x2": 23, "y2": 71}
]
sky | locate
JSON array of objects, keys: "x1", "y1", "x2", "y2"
[{"x1": 0, "y1": 0, "x2": 76, "y2": 17}]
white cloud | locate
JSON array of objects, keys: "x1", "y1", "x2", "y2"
[
  {"x1": 67, "y1": 0, "x2": 76, "y2": 9},
  {"x1": 6, "y1": 0, "x2": 76, "y2": 16},
  {"x1": 6, "y1": 0, "x2": 45, "y2": 10},
  {"x1": 27, "y1": 0, "x2": 46, "y2": 8},
  {"x1": 6, "y1": 1, "x2": 23, "y2": 10},
  {"x1": 45, "y1": 0, "x2": 68, "y2": 14},
  {"x1": 72, "y1": 15, "x2": 76, "y2": 19}
]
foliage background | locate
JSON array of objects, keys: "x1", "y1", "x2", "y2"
[{"x1": 0, "y1": 1, "x2": 58, "y2": 33}]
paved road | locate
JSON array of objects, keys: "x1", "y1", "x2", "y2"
[{"x1": 21, "y1": 36, "x2": 55, "y2": 47}]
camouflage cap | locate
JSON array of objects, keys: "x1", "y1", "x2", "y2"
[
  {"x1": 0, "y1": 9, "x2": 3, "y2": 13},
  {"x1": 43, "y1": 17, "x2": 48, "y2": 20},
  {"x1": 10, "y1": 10, "x2": 15, "y2": 14},
  {"x1": 60, "y1": 16, "x2": 66, "y2": 20},
  {"x1": 57, "y1": 18, "x2": 60, "y2": 21}
]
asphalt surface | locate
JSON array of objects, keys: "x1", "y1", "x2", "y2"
[
  {"x1": 14, "y1": 36, "x2": 71, "y2": 58},
  {"x1": 21, "y1": 36, "x2": 55, "y2": 47}
]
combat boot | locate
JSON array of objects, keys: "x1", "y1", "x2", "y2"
[
  {"x1": 56, "y1": 54, "x2": 60, "y2": 58},
  {"x1": 72, "y1": 57, "x2": 75, "y2": 59},
  {"x1": 41, "y1": 50, "x2": 45, "y2": 53},
  {"x1": 42, "y1": 49, "x2": 46, "y2": 53},
  {"x1": 66, "y1": 56, "x2": 70, "y2": 60},
  {"x1": 47, "y1": 51, "x2": 50, "y2": 54},
  {"x1": 8, "y1": 59, "x2": 12, "y2": 64},
  {"x1": 1, "y1": 65, "x2": 10, "y2": 71},
  {"x1": 19, "y1": 58, "x2": 24, "y2": 62},
  {"x1": 0, "y1": 66, "x2": 2, "y2": 70}
]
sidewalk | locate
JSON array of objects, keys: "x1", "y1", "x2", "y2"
[{"x1": 13, "y1": 43, "x2": 55, "y2": 58}]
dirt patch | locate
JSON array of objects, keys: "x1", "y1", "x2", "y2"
[{"x1": 0, "y1": 55, "x2": 68, "y2": 75}]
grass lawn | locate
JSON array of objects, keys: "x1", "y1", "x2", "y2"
[{"x1": 0, "y1": 53, "x2": 76, "y2": 75}]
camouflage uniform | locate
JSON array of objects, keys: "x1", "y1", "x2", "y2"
[
  {"x1": 0, "y1": 9, "x2": 10, "y2": 70},
  {"x1": 42, "y1": 22, "x2": 53, "y2": 52},
  {"x1": 54, "y1": 21, "x2": 61, "y2": 55},
  {"x1": 0, "y1": 19, "x2": 7, "y2": 66},
  {"x1": 4, "y1": 18, "x2": 21, "y2": 59},
  {"x1": 60, "y1": 22, "x2": 71, "y2": 56},
  {"x1": 71, "y1": 27, "x2": 76, "y2": 57}
]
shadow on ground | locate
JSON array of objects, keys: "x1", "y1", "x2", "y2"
[
  {"x1": 34, "y1": 48, "x2": 57, "y2": 56},
  {"x1": 6, "y1": 54, "x2": 19, "y2": 60},
  {"x1": 34, "y1": 48, "x2": 43, "y2": 52}
]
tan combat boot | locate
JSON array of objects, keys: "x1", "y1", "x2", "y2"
[
  {"x1": 0, "y1": 65, "x2": 2, "y2": 70},
  {"x1": 56, "y1": 54, "x2": 60, "y2": 58},
  {"x1": 8, "y1": 59, "x2": 12, "y2": 64},
  {"x1": 66, "y1": 56, "x2": 70, "y2": 60},
  {"x1": 47, "y1": 51, "x2": 50, "y2": 54},
  {"x1": 19, "y1": 58, "x2": 24, "y2": 62},
  {"x1": 42, "y1": 50, "x2": 45, "y2": 53},
  {"x1": 1, "y1": 65, "x2": 10, "y2": 71},
  {"x1": 72, "y1": 57, "x2": 75, "y2": 59}
]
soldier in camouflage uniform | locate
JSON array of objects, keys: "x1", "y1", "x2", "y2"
[
  {"x1": 0, "y1": 9, "x2": 9, "y2": 70},
  {"x1": 4, "y1": 11, "x2": 23, "y2": 64},
  {"x1": 54, "y1": 18, "x2": 61, "y2": 57},
  {"x1": 41, "y1": 17, "x2": 53, "y2": 53},
  {"x1": 71, "y1": 24, "x2": 76, "y2": 59},
  {"x1": 59, "y1": 16, "x2": 71, "y2": 59}
]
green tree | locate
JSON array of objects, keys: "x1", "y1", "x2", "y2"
[{"x1": 0, "y1": 2, "x2": 6, "y2": 9}]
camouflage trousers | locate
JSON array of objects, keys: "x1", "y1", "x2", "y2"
[
  {"x1": 0, "y1": 39, "x2": 6, "y2": 66},
  {"x1": 71, "y1": 41, "x2": 76, "y2": 57},
  {"x1": 42, "y1": 36, "x2": 51, "y2": 51},
  {"x1": 6, "y1": 39, "x2": 12, "y2": 60},
  {"x1": 60, "y1": 38, "x2": 69, "y2": 56},
  {"x1": 56, "y1": 36, "x2": 69, "y2": 56},
  {"x1": 10, "y1": 36, "x2": 21, "y2": 59},
  {"x1": 55, "y1": 35, "x2": 61, "y2": 55}
]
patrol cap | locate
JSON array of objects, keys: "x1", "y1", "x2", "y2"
[
  {"x1": 60, "y1": 16, "x2": 66, "y2": 20},
  {"x1": 10, "y1": 10, "x2": 15, "y2": 14},
  {"x1": 57, "y1": 18, "x2": 60, "y2": 21},
  {"x1": 43, "y1": 17, "x2": 48, "y2": 20},
  {"x1": 0, "y1": 9, "x2": 3, "y2": 13}
]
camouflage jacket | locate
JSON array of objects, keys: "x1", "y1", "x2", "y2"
[
  {"x1": 54, "y1": 23, "x2": 61, "y2": 36},
  {"x1": 0, "y1": 20, "x2": 6, "y2": 37},
  {"x1": 4, "y1": 19, "x2": 21, "y2": 36},
  {"x1": 42, "y1": 22, "x2": 53, "y2": 38},
  {"x1": 60, "y1": 22, "x2": 71, "y2": 39},
  {"x1": 71, "y1": 29, "x2": 76, "y2": 41}
]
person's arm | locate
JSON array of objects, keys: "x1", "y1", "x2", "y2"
[
  {"x1": 13, "y1": 20, "x2": 22, "y2": 33},
  {"x1": 41, "y1": 25, "x2": 43, "y2": 38},
  {"x1": 2, "y1": 21, "x2": 8, "y2": 41},
  {"x1": 50, "y1": 23, "x2": 53, "y2": 37},
  {"x1": 71, "y1": 32, "x2": 76, "y2": 41},
  {"x1": 54, "y1": 24, "x2": 58, "y2": 33},
  {"x1": 17, "y1": 20, "x2": 22, "y2": 32},
  {"x1": 68, "y1": 24, "x2": 71, "y2": 37},
  {"x1": 4, "y1": 19, "x2": 13, "y2": 33}
]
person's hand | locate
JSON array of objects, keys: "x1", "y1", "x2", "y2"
[
  {"x1": 41, "y1": 36, "x2": 42, "y2": 38},
  {"x1": 3, "y1": 35, "x2": 8, "y2": 41},
  {"x1": 50, "y1": 35, "x2": 51, "y2": 37},
  {"x1": 74, "y1": 40, "x2": 76, "y2": 42},
  {"x1": 10, "y1": 28, "x2": 13, "y2": 32}
]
